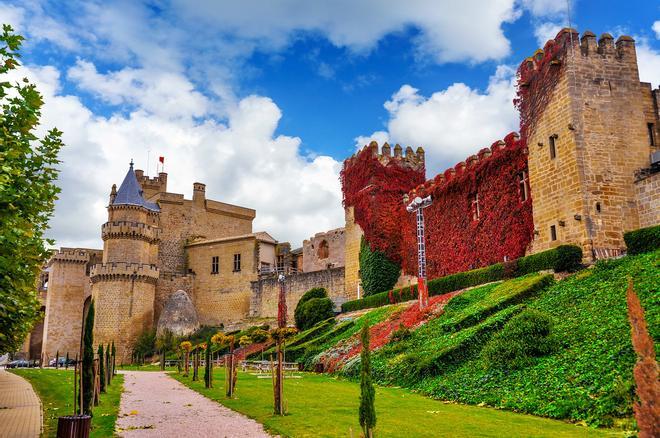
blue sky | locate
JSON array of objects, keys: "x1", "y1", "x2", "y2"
[{"x1": 2, "y1": 0, "x2": 659, "y2": 248}]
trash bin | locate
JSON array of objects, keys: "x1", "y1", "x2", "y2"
[{"x1": 56, "y1": 415, "x2": 91, "y2": 438}]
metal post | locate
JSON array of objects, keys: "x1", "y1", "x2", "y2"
[{"x1": 406, "y1": 195, "x2": 432, "y2": 309}]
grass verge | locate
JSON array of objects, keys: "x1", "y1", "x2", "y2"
[
  {"x1": 11, "y1": 369, "x2": 123, "y2": 437},
  {"x1": 172, "y1": 368, "x2": 619, "y2": 438}
]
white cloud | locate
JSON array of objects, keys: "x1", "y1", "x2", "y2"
[
  {"x1": 637, "y1": 42, "x2": 660, "y2": 89},
  {"x1": 10, "y1": 62, "x2": 344, "y2": 249},
  {"x1": 358, "y1": 65, "x2": 519, "y2": 176},
  {"x1": 519, "y1": 0, "x2": 569, "y2": 17},
  {"x1": 354, "y1": 131, "x2": 390, "y2": 151},
  {"x1": 652, "y1": 21, "x2": 660, "y2": 39},
  {"x1": 170, "y1": 0, "x2": 519, "y2": 64},
  {"x1": 534, "y1": 22, "x2": 564, "y2": 46}
]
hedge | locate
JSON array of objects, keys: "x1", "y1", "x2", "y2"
[
  {"x1": 341, "y1": 245, "x2": 581, "y2": 312},
  {"x1": 624, "y1": 224, "x2": 660, "y2": 255}
]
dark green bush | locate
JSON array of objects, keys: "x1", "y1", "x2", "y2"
[
  {"x1": 295, "y1": 297, "x2": 335, "y2": 331},
  {"x1": 482, "y1": 308, "x2": 558, "y2": 370},
  {"x1": 624, "y1": 224, "x2": 660, "y2": 255},
  {"x1": 295, "y1": 287, "x2": 329, "y2": 329},
  {"x1": 359, "y1": 237, "x2": 400, "y2": 296},
  {"x1": 341, "y1": 245, "x2": 581, "y2": 313}
]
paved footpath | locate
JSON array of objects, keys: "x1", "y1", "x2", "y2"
[
  {"x1": 117, "y1": 371, "x2": 272, "y2": 438},
  {"x1": 0, "y1": 368, "x2": 41, "y2": 438}
]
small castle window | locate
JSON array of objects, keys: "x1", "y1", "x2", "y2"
[
  {"x1": 518, "y1": 170, "x2": 530, "y2": 202},
  {"x1": 549, "y1": 135, "x2": 557, "y2": 159},
  {"x1": 233, "y1": 253, "x2": 241, "y2": 272},
  {"x1": 318, "y1": 240, "x2": 329, "y2": 259},
  {"x1": 211, "y1": 256, "x2": 219, "y2": 274},
  {"x1": 596, "y1": 202, "x2": 602, "y2": 213},
  {"x1": 550, "y1": 225, "x2": 557, "y2": 241},
  {"x1": 471, "y1": 193, "x2": 480, "y2": 221},
  {"x1": 648, "y1": 123, "x2": 655, "y2": 146}
]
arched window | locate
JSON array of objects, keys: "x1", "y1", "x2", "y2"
[{"x1": 317, "y1": 240, "x2": 329, "y2": 259}]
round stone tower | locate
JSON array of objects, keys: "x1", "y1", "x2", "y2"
[{"x1": 91, "y1": 160, "x2": 161, "y2": 363}]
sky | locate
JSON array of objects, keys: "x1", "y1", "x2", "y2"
[{"x1": 1, "y1": 0, "x2": 659, "y2": 249}]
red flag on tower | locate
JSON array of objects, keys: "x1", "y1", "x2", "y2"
[{"x1": 159, "y1": 156, "x2": 164, "y2": 172}]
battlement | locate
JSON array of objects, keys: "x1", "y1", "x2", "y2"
[
  {"x1": 406, "y1": 132, "x2": 523, "y2": 200},
  {"x1": 90, "y1": 262, "x2": 159, "y2": 284},
  {"x1": 102, "y1": 220, "x2": 161, "y2": 243},
  {"x1": 50, "y1": 248, "x2": 103, "y2": 264},
  {"x1": 344, "y1": 141, "x2": 425, "y2": 173},
  {"x1": 518, "y1": 28, "x2": 637, "y2": 85},
  {"x1": 134, "y1": 169, "x2": 168, "y2": 199}
]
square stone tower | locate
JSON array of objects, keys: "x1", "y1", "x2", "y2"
[{"x1": 521, "y1": 29, "x2": 659, "y2": 260}]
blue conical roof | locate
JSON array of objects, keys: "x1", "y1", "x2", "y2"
[{"x1": 112, "y1": 161, "x2": 160, "y2": 211}]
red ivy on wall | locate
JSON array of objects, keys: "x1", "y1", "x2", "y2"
[
  {"x1": 341, "y1": 144, "x2": 425, "y2": 264},
  {"x1": 400, "y1": 133, "x2": 534, "y2": 278},
  {"x1": 340, "y1": 31, "x2": 573, "y2": 280},
  {"x1": 515, "y1": 28, "x2": 571, "y2": 139}
]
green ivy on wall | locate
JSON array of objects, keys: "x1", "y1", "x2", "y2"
[{"x1": 359, "y1": 237, "x2": 400, "y2": 296}]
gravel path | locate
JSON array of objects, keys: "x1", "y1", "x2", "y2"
[{"x1": 117, "y1": 371, "x2": 272, "y2": 438}]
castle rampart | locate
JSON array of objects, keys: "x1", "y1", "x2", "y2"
[{"x1": 101, "y1": 220, "x2": 161, "y2": 243}]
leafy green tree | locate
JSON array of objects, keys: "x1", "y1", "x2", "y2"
[
  {"x1": 97, "y1": 344, "x2": 105, "y2": 393},
  {"x1": 295, "y1": 297, "x2": 335, "y2": 331},
  {"x1": 359, "y1": 237, "x2": 400, "y2": 296},
  {"x1": 359, "y1": 324, "x2": 376, "y2": 438},
  {"x1": 82, "y1": 301, "x2": 95, "y2": 415},
  {"x1": 133, "y1": 329, "x2": 156, "y2": 361},
  {"x1": 0, "y1": 24, "x2": 63, "y2": 354},
  {"x1": 294, "y1": 287, "x2": 328, "y2": 328}
]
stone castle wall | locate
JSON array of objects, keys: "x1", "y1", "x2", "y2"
[
  {"x1": 41, "y1": 249, "x2": 99, "y2": 360},
  {"x1": 635, "y1": 172, "x2": 660, "y2": 228},
  {"x1": 526, "y1": 30, "x2": 656, "y2": 259},
  {"x1": 302, "y1": 227, "x2": 345, "y2": 273},
  {"x1": 343, "y1": 207, "x2": 363, "y2": 300},
  {"x1": 250, "y1": 267, "x2": 346, "y2": 320},
  {"x1": 186, "y1": 237, "x2": 259, "y2": 326}
]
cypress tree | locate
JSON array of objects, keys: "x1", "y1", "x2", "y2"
[
  {"x1": 98, "y1": 344, "x2": 105, "y2": 393},
  {"x1": 82, "y1": 301, "x2": 95, "y2": 415},
  {"x1": 65, "y1": 352, "x2": 69, "y2": 370},
  {"x1": 204, "y1": 338, "x2": 212, "y2": 388},
  {"x1": 55, "y1": 350, "x2": 59, "y2": 369},
  {"x1": 359, "y1": 325, "x2": 376, "y2": 438},
  {"x1": 105, "y1": 344, "x2": 111, "y2": 385},
  {"x1": 111, "y1": 341, "x2": 116, "y2": 376}
]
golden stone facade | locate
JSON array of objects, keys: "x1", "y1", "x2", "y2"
[{"x1": 526, "y1": 30, "x2": 659, "y2": 260}]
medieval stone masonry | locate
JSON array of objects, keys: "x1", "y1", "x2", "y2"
[{"x1": 23, "y1": 28, "x2": 659, "y2": 363}]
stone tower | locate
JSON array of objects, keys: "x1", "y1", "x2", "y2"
[
  {"x1": 91, "y1": 161, "x2": 161, "y2": 362},
  {"x1": 521, "y1": 29, "x2": 659, "y2": 260},
  {"x1": 341, "y1": 142, "x2": 425, "y2": 299}
]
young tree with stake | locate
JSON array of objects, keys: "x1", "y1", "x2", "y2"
[{"x1": 359, "y1": 325, "x2": 376, "y2": 438}]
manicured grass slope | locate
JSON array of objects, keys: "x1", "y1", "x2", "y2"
[
  {"x1": 173, "y1": 368, "x2": 614, "y2": 438},
  {"x1": 369, "y1": 250, "x2": 659, "y2": 427},
  {"x1": 12, "y1": 369, "x2": 123, "y2": 437}
]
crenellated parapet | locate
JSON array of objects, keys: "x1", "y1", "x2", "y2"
[
  {"x1": 90, "y1": 262, "x2": 160, "y2": 284},
  {"x1": 102, "y1": 220, "x2": 161, "y2": 243},
  {"x1": 343, "y1": 141, "x2": 425, "y2": 174},
  {"x1": 51, "y1": 249, "x2": 90, "y2": 264},
  {"x1": 405, "y1": 132, "x2": 524, "y2": 200}
]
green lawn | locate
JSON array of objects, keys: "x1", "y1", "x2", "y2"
[
  {"x1": 11, "y1": 369, "x2": 123, "y2": 438},
  {"x1": 173, "y1": 368, "x2": 620, "y2": 438}
]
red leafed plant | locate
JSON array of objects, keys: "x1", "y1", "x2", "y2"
[
  {"x1": 341, "y1": 144, "x2": 425, "y2": 264},
  {"x1": 626, "y1": 280, "x2": 660, "y2": 438},
  {"x1": 321, "y1": 291, "x2": 458, "y2": 372},
  {"x1": 399, "y1": 133, "x2": 534, "y2": 279}
]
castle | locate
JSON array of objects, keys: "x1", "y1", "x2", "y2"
[{"x1": 20, "y1": 29, "x2": 659, "y2": 363}]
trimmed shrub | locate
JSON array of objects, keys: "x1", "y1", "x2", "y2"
[
  {"x1": 295, "y1": 288, "x2": 328, "y2": 329},
  {"x1": 482, "y1": 308, "x2": 558, "y2": 370},
  {"x1": 359, "y1": 237, "x2": 400, "y2": 296},
  {"x1": 341, "y1": 245, "x2": 580, "y2": 313},
  {"x1": 295, "y1": 297, "x2": 335, "y2": 331},
  {"x1": 624, "y1": 225, "x2": 660, "y2": 255}
]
